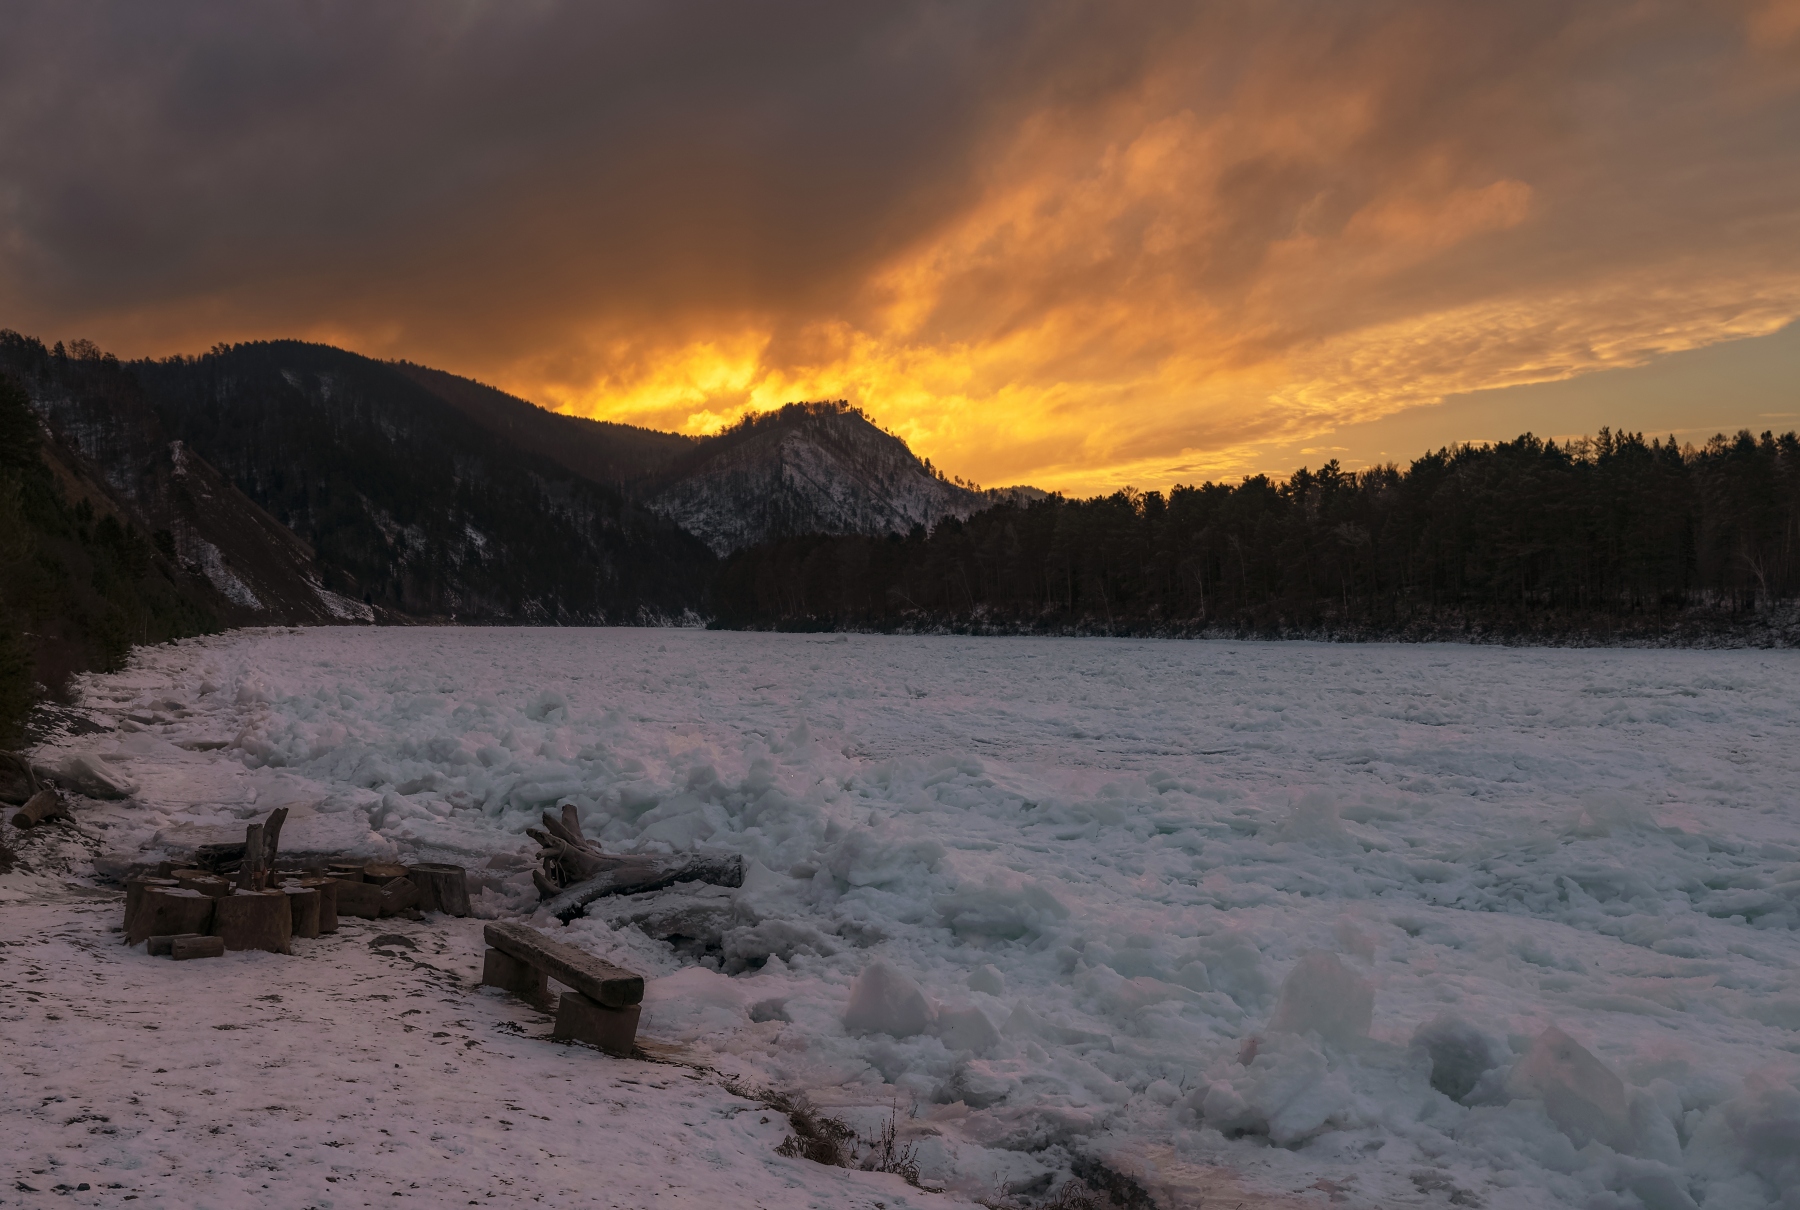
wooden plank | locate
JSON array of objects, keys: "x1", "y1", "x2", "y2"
[{"x1": 483, "y1": 921, "x2": 644, "y2": 1007}]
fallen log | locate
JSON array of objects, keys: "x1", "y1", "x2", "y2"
[
  {"x1": 539, "y1": 852, "x2": 745, "y2": 924},
  {"x1": 407, "y1": 863, "x2": 470, "y2": 916},
  {"x1": 483, "y1": 920, "x2": 644, "y2": 1008},
  {"x1": 172, "y1": 935, "x2": 225, "y2": 960},
  {"x1": 11, "y1": 788, "x2": 69, "y2": 829},
  {"x1": 147, "y1": 932, "x2": 202, "y2": 956}
]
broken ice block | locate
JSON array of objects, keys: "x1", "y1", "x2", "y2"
[
  {"x1": 1506, "y1": 1025, "x2": 1631, "y2": 1150},
  {"x1": 843, "y1": 960, "x2": 934, "y2": 1038},
  {"x1": 1268, "y1": 950, "x2": 1372, "y2": 1045}
]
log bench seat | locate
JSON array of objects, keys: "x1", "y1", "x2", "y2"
[{"x1": 481, "y1": 921, "x2": 644, "y2": 1055}]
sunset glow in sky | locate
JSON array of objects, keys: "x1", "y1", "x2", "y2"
[{"x1": 4, "y1": 2, "x2": 1799, "y2": 494}]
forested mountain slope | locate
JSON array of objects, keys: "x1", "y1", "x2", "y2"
[
  {"x1": 133, "y1": 341, "x2": 715, "y2": 622},
  {"x1": 391, "y1": 362, "x2": 697, "y2": 490}
]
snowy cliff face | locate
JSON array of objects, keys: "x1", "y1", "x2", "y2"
[{"x1": 646, "y1": 403, "x2": 1021, "y2": 555}]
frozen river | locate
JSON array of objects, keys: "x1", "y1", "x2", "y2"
[{"x1": 35, "y1": 628, "x2": 1800, "y2": 1208}]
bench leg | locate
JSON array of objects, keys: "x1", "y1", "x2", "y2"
[
  {"x1": 553, "y1": 992, "x2": 641, "y2": 1056},
  {"x1": 482, "y1": 947, "x2": 549, "y2": 1006}
]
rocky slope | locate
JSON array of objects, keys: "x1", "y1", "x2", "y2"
[
  {"x1": 10, "y1": 346, "x2": 370, "y2": 628},
  {"x1": 645, "y1": 401, "x2": 1033, "y2": 555}
]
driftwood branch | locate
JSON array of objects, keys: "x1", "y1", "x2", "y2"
[{"x1": 541, "y1": 852, "x2": 744, "y2": 923}]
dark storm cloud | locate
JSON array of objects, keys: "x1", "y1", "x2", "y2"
[{"x1": 3, "y1": 1, "x2": 1798, "y2": 492}]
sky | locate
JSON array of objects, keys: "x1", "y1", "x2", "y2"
[{"x1": 2, "y1": 1, "x2": 1798, "y2": 497}]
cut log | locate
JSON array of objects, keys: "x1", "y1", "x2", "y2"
[
  {"x1": 333, "y1": 878, "x2": 385, "y2": 919},
  {"x1": 378, "y1": 876, "x2": 421, "y2": 916},
  {"x1": 172, "y1": 935, "x2": 225, "y2": 960},
  {"x1": 192, "y1": 841, "x2": 246, "y2": 873},
  {"x1": 296, "y1": 877, "x2": 338, "y2": 933},
  {"x1": 481, "y1": 948, "x2": 550, "y2": 1007},
  {"x1": 483, "y1": 921, "x2": 643, "y2": 1008},
  {"x1": 147, "y1": 933, "x2": 202, "y2": 956},
  {"x1": 553, "y1": 992, "x2": 640, "y2": 1056},
  {"x1": 237, "y1": 823, "x2": 265, "y2": 891},
  {"x1": 262, "y1": 806, "x2": 289, "y2": 867},
  {"x1": 124, "y1": 877, "x2": 180, "y2": 941},
  {"x1": 11, "y1": 788, "x2": 69, "y2": 829},
  {"x1": 407, "y1": 863, "x2": 470, "y2": 916},
  {"x1": 284, "y1": 885, "x2": 322, "y2": 939},
  {"x1": 364, "y1": 862, "x2": 409, "y2": 884},
  {"x1": 540, "y1": 852, "x2": 745, "y2": 924},
  {"x1": 0, "y1": 751, "x2": 40, "y2": 805},
  {"x1": 133, "y1": 888, "x2": 215, "y2": 944},
  {"x1": 175, "y1": 872, "x2": 232, "y2": 898},
  {"x1": 327, "y1": 861, "x2": 365, "y2": 882},
  {"x1": 210, "y1": 889, "x2": 292, "y2": 954}
]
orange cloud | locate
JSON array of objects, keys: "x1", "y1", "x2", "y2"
[{"x1": 7, "y1": 2, "x2": 1800, "y2": 496}]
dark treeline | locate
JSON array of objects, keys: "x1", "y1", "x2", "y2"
[{"x1": 711, "y1": 429, "x2": 1800, "y2": 640}]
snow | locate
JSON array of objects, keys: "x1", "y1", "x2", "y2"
[{"x1": 11, "y1": 627, "x2": 1800, "y2": 1209}]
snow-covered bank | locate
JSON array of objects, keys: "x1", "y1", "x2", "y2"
[
  {"x1": 0, "y1": 888, "x2": 940, "y2": 1209},
  {"x1": 19, "y1": 628, "x2": 1800, "y2": 1209}
]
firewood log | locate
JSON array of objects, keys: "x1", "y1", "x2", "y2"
[
  {"x1": 134, "y1": 888, "x2": 216, "y2": 944},
  {"x1": 333, "y1": 878, "x2": 384, "y2": 919},
  {"x1": 11, "y1": 789, "x2": 69, "y2": 829},
  {"x1": 296, "y1": 877, "x2": 338, "y2": 933},
  {"x1": 284, "y1": 885, "x2": 321, "y2": 938},
  {"x1": 124, "y1": 877, "x2": 180, "y2": 941},
  {"x1": 237, "y1": 823, "x2": 264, "y2": 891},
  {"x1": 407, "y1": 863, "x2": 471, "y2": 916},
  {"x1": 171, "y1": 935, "x2": 225, "y2": 960},
  {"x1": 211, "y1": 889, "x2": 292, "y2": 953},
  {"x1": 262, "y1": 807, "x2": 288, "y2": 867}
]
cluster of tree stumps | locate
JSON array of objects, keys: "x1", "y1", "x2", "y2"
[{"x1": 123, "y1": 809, "x2": 470, "y2": 959}]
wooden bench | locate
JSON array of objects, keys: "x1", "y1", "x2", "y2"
[{"x1": 481, "y1": 921, "x2": 645, "y2": 1056}]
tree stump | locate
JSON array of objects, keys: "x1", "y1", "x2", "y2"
[
  {"x1": 133, "y1": 888, "x2": 216, "y2": 944},
  {"x1": 553, "y1": 993, "x2": 641, "y2": 1056},
  {"x1": 124, "y1": 877, "x2": 180, "y2": 942},
  {"x1": 364, "y1": 862, "x2": 408, "y2": 885},
  {"x1": 327, "y1": 862, "x2": 365, "y2": 883},
  {"x1": 407, "y1": 863, "x2": 471, "y2": 916},
  {"x1": 210, "y1": 889, "x2": 292, "y2": 954},
  {"x1": 172, "y1": 935, "x2": 225, "y2": 960},
  {"x1": 11, "y1": 788, "x2": 69, "y2": 829},
  {"x1": 481, "y1": 948, "x2": 550, "y2": 1007},
  {"x1": 284, "y1": 885, "x2": 322, "y2": 939},
  {"x1": 297, "y1": 877, "x2": 338, "y2": 933}
]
